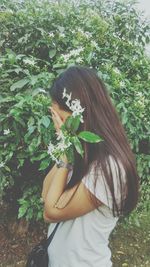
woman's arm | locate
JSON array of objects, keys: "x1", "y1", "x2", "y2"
[
  {"x1": 43, "y1": 166, "x2": 102, "y2": 223},
  {"x1": 44, "y1": 166, "x2": 70, "y2": 209},
  {"x1": 41, "y1": 163, "x2": 58, "y2": 202}
]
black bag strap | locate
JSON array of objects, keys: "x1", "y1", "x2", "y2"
[{"x1": 46, "y1": 222, "x2": 60, "y2": 247}]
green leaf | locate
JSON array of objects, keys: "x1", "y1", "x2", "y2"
[
  {"x1": 53, "y1": 63, "x2": 66, "y2": 69},
  {"x1": 64, "y1": 115, "x2": 80, "y2": 132},
  {"x1": 14, "y1": 117, "x2": 26, "y2": 127},
  {"x1": 28, "y1": 138, "x2": 39, "y2": 153},
  {"x1": 28, "y1": 125, "x2": 36, "y2": 135},
  {"x1": 0, "y1": 97, "x2": 13, "y2": 104},
  {"x1": 41, "y1": 116, "x2": 50, "y2": 128},
  {"x1": 4, "y1": 165, "x2": 11, "y2": 172},
  {"x1": 10, "y1": 78, "x2": 29, "y2": 91},
  {"x1": 37, "y1": 211, "x2": 42, "y2": 220},
  {"x1": 18, "y1": 205, "x2": 28, "y2": 219},
  {"x1": 39, "y1": 158, "x2": 51, "y2": 170},
  {"x1": 72, "y1": 136, "x2": 84, "y2": 157},
  {"x1": 66, "y1": 146, "x2": 74, "y2": 163},
  {"x1": 122, "y1": 114, "x2": 128, "y2": 125},
  {"x1": 78, "y1": 131, "x2": 103, "y2": 143},
  {"x1": 65, "y1": 116, "x2": 72, "y2": 130},
  {"x1": 31, "y1": 152, "x2": 48, "y2": 162},
  {"x1": 49, "y1": 49, "x2": 56, "y2": 59},
  {"x1": 18, "y1": 159, "x2": 25, "y2": 167},
  {"x1": 71, "y1": 116, "x2": 81, "y2": 132},
  {"x1": 5, "y1": 151, "x2": 13, "y2": 161},
  {"x1": 30, "y1": 75, "x2": 38, "y2": 85}
]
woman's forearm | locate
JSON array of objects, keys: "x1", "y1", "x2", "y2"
[
  {"x1": 44, "y1": 167, "x2": 69, "y2": 215},
  {"x1": 41, "y1": 163, "x2": 58, "y2": 202}
]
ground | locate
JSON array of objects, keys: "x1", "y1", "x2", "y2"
[{"x1": 0, "y1": 204, "x2": 149, "y2": 267}]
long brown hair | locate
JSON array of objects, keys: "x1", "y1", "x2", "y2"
[{"x1": 49, "y1": 66, "x2": 140, "y2": 216}]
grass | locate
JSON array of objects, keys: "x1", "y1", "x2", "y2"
[{"x1": 110, "y1": 211, "x2": 150, "y2": 267}]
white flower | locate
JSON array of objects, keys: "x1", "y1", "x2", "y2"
[
  {"x1": 76, "y1": 57, "x2": 83, "y2": 63},
  {"x1": 71, "y1": 99, "x2": 85, "y2": 123},
  {"x1": 70, "y1": 47, "x2": 84, "y2": 57},
  {"x1": 71, "y1": 99, "x2": 85, "y2": 113},
  {"x1": 57, "y1": 139, "x2": 72, "y2": 151},
  {"x1": 62, "y1": 87, "x2": 67, "y2": 98},
  {"x1": 56, "y1": 130, "x2": 65, "y2": 141},
  {"x1": 85, "y1": 32, "x2": 92, "y2": 38},
  {"x1": 23, "y1": 58, "x2": 35, "y2": 66},
  {"x1": 91, "y1": 40, "x2": 98, "y2": 48},
  {"x1": 62, "y1": 88, "x2": 72, "y2": 105},
  {"x1": 136, "y1": 92, "x2": 142, "y2": 97},
  {"x1": 66, "y1": 97, "x2": 71, "y2": 107},
  {"x1": 62, "y1": 54, "x2": 70, "y2": 63},
  {"x1": 120, "y1": 81, "x2": 125, "y2": 88},
  {"x1": 59, "y1": 33, "x2": 65, "y2": 38},
  {"x1": 61, "y1": 47, "x2": 84, "y2": 63},
  {"x1": 62, "y1": 88, "x2": 85, "y2": 123},
  {"x1": 4, "y1": 129, "x2": 10, "y2": 135},
  {"x1": 47, "y1": 132, "x2": 72, "y2": 164},
  {"x1": 49, "y1": 32, "x2": 54, "y2": 38},
  {"x1": 38, "y1": 88, "x2": 46, "y2": 93},
  {"x1": 0, "y1": 162, "x2": 4, "y2": 168},
  {"x1": 78, "y1": 29, "x2": 92, "y2": 39},
  {"x1": 56, "y1": 130, "x2": 72, "y2": 150},
  {"x1": 47, "y1": 142, "x2": 59, "y2": 164},
  {"x1": 47, "y1": 141, "x2": 55, "y2": 154},
  {"x1": 0, "y1": 63, "x2": 3, "y2": 68},
  {"x1": 78, "y1": 28, "x2": 84, "y2": 35},
  {"x1": 113, "y1": 68, "x2": 120, "y2": 75},
  {"x1": 66, "y1": 92, "x2": 72, "y2": 102}
]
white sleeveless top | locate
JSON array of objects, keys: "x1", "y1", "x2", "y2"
[{"x1": 47, "y1": 156, "x2": 126, "y2": 267}]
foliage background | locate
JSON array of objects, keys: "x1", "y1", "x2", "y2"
[{"x1": 0, "y1": 0, "x2": 149, "y2": 223}]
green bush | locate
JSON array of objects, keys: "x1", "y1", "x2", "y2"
[{"x1": 0, "y1": 0, "x2": 149, "y2": 222}]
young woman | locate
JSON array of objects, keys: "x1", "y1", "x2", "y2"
[{"x1": 42, "y1": 66, "x2": 139, "y2": 267}]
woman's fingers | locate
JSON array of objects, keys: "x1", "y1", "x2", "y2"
[
  {"x1": 52, "y1": 115, "x2": 59, "y2": 132},
  {"x1": 50, "y1": 107, "x2": 63, "y2": 133},
  {"x1": 52, "y1": 109, "x2": 63, "y2": 125}
]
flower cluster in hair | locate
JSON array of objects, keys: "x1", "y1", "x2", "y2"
[{"x1": 62, "y1": 88, "x2": 85, "y2": 123}]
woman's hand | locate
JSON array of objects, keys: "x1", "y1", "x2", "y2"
[
  {"x1": 50, "y1": 107, "x2": 64, "y2": 135},
  {"x1": 59, "y1": 153, "x2": 69, "y2": 164}
]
